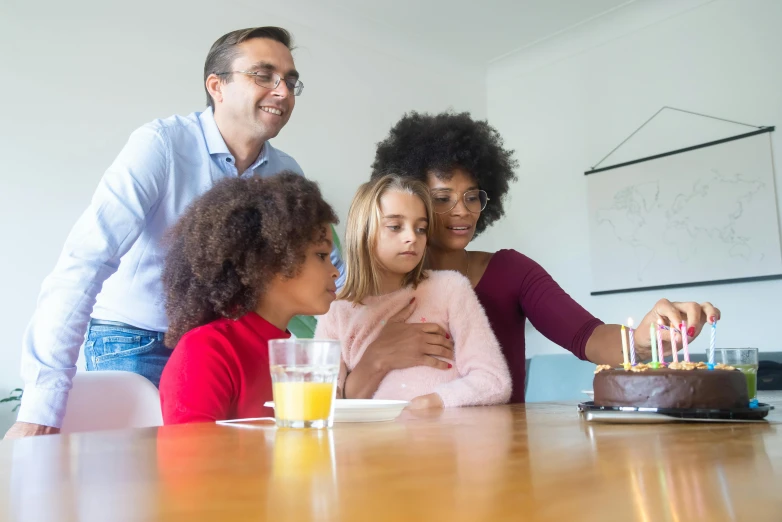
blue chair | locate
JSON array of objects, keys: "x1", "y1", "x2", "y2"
[{"x1": 525, "y1": 354, "x2": 597, "y2": 402}]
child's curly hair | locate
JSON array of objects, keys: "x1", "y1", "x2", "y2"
[
  {"x1": 163, "y1": 172, "x2": 338, "y2": 347},
  {"x1": 371, "y1": 110, "x2": 518, "y2": 236}
]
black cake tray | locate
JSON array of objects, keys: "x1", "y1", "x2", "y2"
[{"x1": 578, "y1": 401, "x2": 773, "y2": 422}]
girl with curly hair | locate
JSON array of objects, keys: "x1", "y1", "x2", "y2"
[
  {"x1": 314, "y1": 174, "x2": 511, "y2": 409},
  {"x1": 339, "y1": 111, "x2": 721, "y2": 404},
  {"x1": 158, "y1": 172, "x2": 340, "y2": 424}
]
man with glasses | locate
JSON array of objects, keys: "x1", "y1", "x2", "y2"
[{"x1": 6, "y1": 27, "x2": 344, "y2": 438}]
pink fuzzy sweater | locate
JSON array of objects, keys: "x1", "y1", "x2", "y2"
[{"x1": 314, "y1": 270, "x2": 511, "y2": 407}]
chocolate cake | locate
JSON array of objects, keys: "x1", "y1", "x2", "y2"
[{"x1": 593, "y1": 363, "x2": 749, "y2": 409}]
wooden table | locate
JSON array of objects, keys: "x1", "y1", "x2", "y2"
[{"x1": 1, "y1": 395, "x2": 781, "y2": 522}]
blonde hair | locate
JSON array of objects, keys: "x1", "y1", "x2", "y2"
[{"x1": 339, "y1": 174, "x2": 434, "y2": 303}]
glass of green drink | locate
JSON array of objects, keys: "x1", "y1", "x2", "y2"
[{"x1": 715, "y1": 348, "x2": 759, "y2": 402}]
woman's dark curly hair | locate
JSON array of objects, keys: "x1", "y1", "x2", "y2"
[
  {"x1": 371, "y1": 111, "x2": 518, "y2": 236},
  {"x1": 163, "y1": 172, "x2": 338, "y2": 347}
]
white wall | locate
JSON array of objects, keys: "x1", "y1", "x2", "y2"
[
  {"x1": 0, "y1": 0, "x2": 485, "y2": 430},
  {"x1": 484, "y1": 0, "x2": 782, "y2": 357},
  {"x1": 4, "y1": 0, "x2": 777, "y2": 431}
]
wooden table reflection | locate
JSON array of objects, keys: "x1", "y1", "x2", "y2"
[{"x1": 1, "y1": 394, "x2": 780, "y2": 521}]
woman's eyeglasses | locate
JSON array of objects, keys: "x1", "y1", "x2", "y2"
[{"x1": 431, "y1": 189, "x2": 489, "y2": 214}]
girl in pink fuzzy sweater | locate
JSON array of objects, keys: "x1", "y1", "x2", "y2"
[{"x1": 315, "y1": 175, "x2": 511, "y2": 409}]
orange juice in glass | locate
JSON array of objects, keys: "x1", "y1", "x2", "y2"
[{"x1": 269, "y1": 339, "x2": 340, "y2": 428}]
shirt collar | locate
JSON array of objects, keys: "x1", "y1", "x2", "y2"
[
  {"x1": 199, "y1": 107, "x2": 229, "y2": 156},
  {"x1": 199, "y1": 107, "x2": 270, "y2": 170},
  {"x1": 248, "y1": 142, "x2": 269, "y2": 171},
  {"x1": 243, "y1": 311, "x2": 291, "y2": 341}
]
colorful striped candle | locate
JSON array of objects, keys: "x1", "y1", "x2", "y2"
[
  {"x1": 671, "y1": 322, "x2": 679, "y2": 363},
  {"x1": 709, "y1": 319, "x2": 717, "y2": 366},
  {"x1": 681, "y1": 321, "x2": 690, "y2": 362},
  {"x1": 627, "y1": 317, "x2": 636, "y2": 365},
  {"x1": 656, "y1": 320, "x2": 665, "y2": 365},
  {"x1": 621, "y1": 325, "x2": 630, "y2": 369}
]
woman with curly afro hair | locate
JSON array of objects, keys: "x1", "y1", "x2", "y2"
[
  {"x1": 158, "y1": 172, "x2": 341, "y2": 424},
  {"x1": 338, "y1": 111, "x2": 721, "y2": 404}
]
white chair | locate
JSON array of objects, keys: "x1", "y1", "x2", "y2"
[{"x1": 60, "y1": 371, "x2": 163, "y2": 434}]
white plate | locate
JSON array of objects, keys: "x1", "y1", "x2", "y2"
[{"x1": 263, "y1": 399, "x2": 409, "y2": 423}]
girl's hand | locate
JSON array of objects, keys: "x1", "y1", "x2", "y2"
[
  {"x1": 407, "y1": 393, "x2": 444, "y2": 410},
  {"x1": 634, "y1": 299, "x2": 721, "y2": 359}
]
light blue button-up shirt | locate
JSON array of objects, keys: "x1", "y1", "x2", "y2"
[{"x1": 18, "y1": 108, "x2": 345, "y2": 428}]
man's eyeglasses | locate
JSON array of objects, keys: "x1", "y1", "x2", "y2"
[
  {"x1": 431, "y1": 189, "x2": 489, "y2": 214},
  {"x1": 215, "y1": 70, "x2": 304, "y2": 96}
]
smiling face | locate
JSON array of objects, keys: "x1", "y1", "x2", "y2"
[
  {"x1": 211, "y1": 37, "x2": 297, "y2": 142},
  {"x1": 426, "y1": 167, "x2": 481, "y2": 251}
]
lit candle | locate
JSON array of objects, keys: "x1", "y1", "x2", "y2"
[
  {"x1": 681, "y1": 320, "x2": 690, "y2": 362},
  {"x1": 627, "y1": 317, "x2": 636, "y2": 366},
  {"x1": 656, "y1": 319, "x2": 665, "y2": 366},
  {"x1": 650, "y1": 322, "x2": 659, "y2": 367},
  {"x1": 621, "y1": 325, "x2": 630, "y2": 369}
]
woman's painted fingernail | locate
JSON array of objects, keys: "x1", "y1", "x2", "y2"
[
  {"x1": 447, "y1": 364, "x2": 452, "y2": 369},
  {"x1": 710, "y1": 316, "x2": 716, "y2": 323},
  {"x1": 445, "y1": 333, "x2": 450, "y2": 339},
  {"x1": 687, "y1": 327, "x2": 695, "y2": 337}
]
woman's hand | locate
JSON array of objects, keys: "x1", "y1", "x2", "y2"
[
  {"x1": 633, "y1": 299, "x2": 721, "y2": 359},
  {"x1": 362, "y1": 298, "x2": 455, "y2": 372},
  {"x1": 407, "y1": 393, "x2": 444, "y2": 410},
  {"x1": 344, "y1": 298, "x2": 454, "y2": 399}
]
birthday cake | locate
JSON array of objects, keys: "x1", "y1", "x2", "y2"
[{"x1": 592, "y1": 362, "x2": 749, "y2": 410}]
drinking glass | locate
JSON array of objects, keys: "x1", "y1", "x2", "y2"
[
  {"x1": 715, "y1": 348, "x2": 759, "y2": 402},
  {"x1": 269, "y1": 339, "x2": 341, "y2": 428}
]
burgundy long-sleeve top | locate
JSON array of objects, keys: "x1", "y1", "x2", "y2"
[{"x1": 474, "y1": 249, "x2": 603, "y2": 403}]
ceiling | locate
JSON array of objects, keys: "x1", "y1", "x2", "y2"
[{"x1": 328, "y1": 0, "x2": 634, "y2": 63}]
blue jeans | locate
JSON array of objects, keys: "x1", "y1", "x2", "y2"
[{"x1": 84, "y1": 320, "x2": 171, "y2": 388}]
